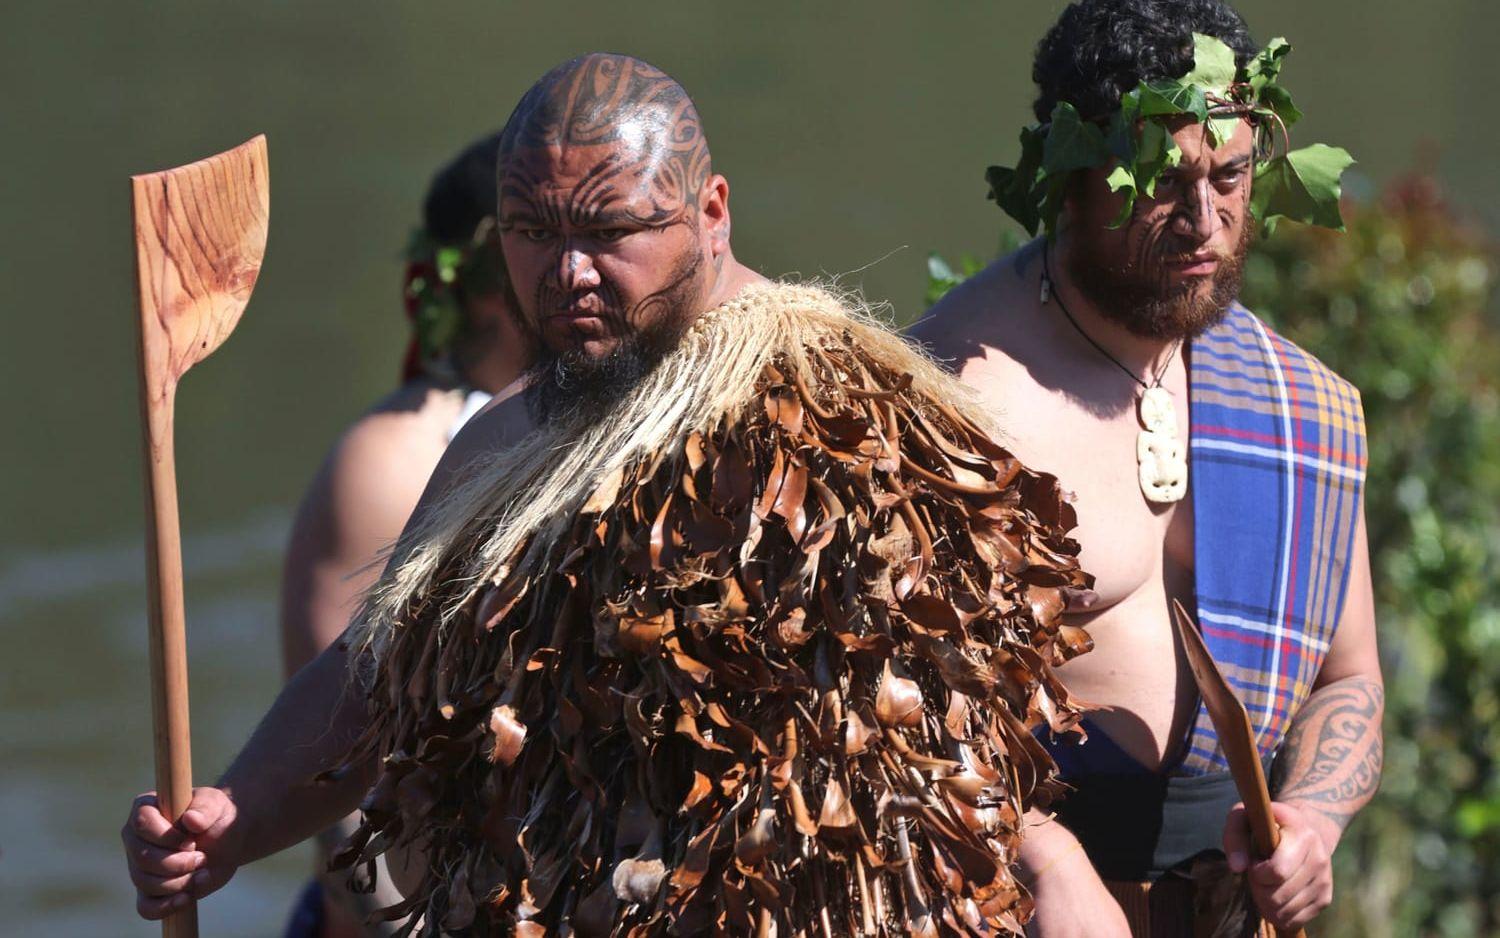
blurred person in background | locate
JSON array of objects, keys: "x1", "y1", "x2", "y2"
[{"x1": 278, "y1": 131, "x2": 531, "y2": 938}]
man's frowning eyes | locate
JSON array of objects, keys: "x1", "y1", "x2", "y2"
[
  {"x1": 1149, "y1": 164, "x2": 1248, "y2": 199},
  {"x1": 502, "y1": 224, "x2": 640, "y2": 245},
  {"x1": 1214, "y1": 166, "x2": 1248, "y2": 189}
]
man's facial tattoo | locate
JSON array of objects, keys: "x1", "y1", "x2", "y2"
[
  {"x1": 1070, "y1": 215, "x2": 1254, "y2": 341},
  {"x1": 499, "y1": 55, "x2": 715, "y2": 423},
  {"x1": 524, "y1": 243, "x2": 703, "y2": 425},
  {"x1": 499, "y1": 55, "x2": 713, "y2": 338}
]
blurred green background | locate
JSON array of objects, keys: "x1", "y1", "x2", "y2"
[{"x1": 1, "y1": 2, "x2": 1495, "y2": 935}]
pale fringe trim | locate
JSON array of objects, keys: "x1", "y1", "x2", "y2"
[{"x1": 351, "y1": 280, "x2": 989, "y2": 659}]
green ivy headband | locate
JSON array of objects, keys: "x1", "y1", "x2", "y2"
[
  {"x1": 400, "y1": 217, "x2": 508, "y2": 382},
  {"x1": 986, "y1": 33, "x2": 1354, "y2": 238}
]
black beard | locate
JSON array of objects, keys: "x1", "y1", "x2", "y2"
[
  {"x1": 1068, "y1": 219, "x2": 1253, "y2": 340},
  {"x1": 522, "y1": 323, "x2": 676, "y2": 426},
  {"x1": 522, "y1": 249, "x2": 704, "y2": 426}
]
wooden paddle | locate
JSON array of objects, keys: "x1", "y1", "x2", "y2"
[
  {"x1": 132, "y1": 135, "x2": 269, "y2": 938},
  {"x1": 1171, "y1": 599, "x2": 1305, "y2": 938}
]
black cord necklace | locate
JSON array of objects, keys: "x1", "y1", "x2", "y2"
[
  {"x1": 1040, "y1": 242, "x2": 1189, "y2": 504},
  {"x1": 1040, "y1": 244, "x2": 1181, "y2": 391}
]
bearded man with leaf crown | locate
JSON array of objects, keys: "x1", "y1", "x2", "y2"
[
  {"x1": 124, "y1": 53, "x2": 1099, "y2": 936},
  {"x1": 912, "y1": 1, "x2": 1383, "y2": 935}
]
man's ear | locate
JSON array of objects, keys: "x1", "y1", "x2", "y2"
[{"x1": 699, "y1": 174, "x2": 732, "y2": 257}]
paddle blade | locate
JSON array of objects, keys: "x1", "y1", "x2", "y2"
[
  {"x1": 131, "y1": 134, "x2": 268, "y2": 386},
  {"x1": 1171, "y1": 599, "x2": 1281, "y2": 860}
]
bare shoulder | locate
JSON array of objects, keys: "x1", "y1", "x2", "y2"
[
  {"x1": 906, "y1": 244, "x2": 1043, "y2": 379},
  {"x1": 425, "y1": 389, "x2": 536, "y2": 494},
  {"x1": 315, "y1": 385, "x2": 460, "y2": 533},
  {"x1": 281, "y1": 383, "x2": 461, "y2": 657}
]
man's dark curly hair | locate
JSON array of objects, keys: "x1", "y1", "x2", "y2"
[
  {"x1": 422, "y1": 130, "x2": 502, "y2": 246},
  {"x1": 1033, "y1": 0, "x2": 1257, "y2": 124}
]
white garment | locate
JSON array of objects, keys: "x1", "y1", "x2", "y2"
[{"x1": 446, "y1": 388, "x2": 494, "y2": 443}]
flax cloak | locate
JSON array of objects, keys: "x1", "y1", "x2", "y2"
[{"x1": 332, "y1": 282, "x2": 1095, "y2": 936}]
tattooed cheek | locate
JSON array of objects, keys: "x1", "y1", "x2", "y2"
[{"x1": 1131, "y1": 220, "x2": 1167, "y2": 276}]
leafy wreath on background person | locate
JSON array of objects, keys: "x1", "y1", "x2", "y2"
[
  {"x1": 400, "y1": 217, "x2": 509, "y2": 383},
  {"x1": 987, "y1": 33, "x2": 1355, "y2": 238}
]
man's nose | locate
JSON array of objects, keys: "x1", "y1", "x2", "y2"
[
  {"x1": 556, "y1": 241, "x2": 601, "y2": 291},
  {"x1": 1171, "y1": 178, "x2": 1224, "y2": 242}
]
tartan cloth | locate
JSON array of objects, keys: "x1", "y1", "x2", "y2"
[{"x1": 1179, "y1": 303, "x2": 1367, "y2": 776}]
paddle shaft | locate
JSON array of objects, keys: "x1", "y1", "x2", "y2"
[
  {"x1": 137, "y1": 362, "x2": 199, "y2": 938},
  {"x1": 1238, "y1": 758, "x2": 1282, "y2": 858},
  {"x1": 1231, "y1": 741, "x2": 1303, "y2": 938}
]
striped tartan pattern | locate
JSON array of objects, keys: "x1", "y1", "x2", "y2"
[{"x1": 1179, "y1": 304, "x2": 1367, "y2": 776}]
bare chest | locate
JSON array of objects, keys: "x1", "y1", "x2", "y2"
[
  {"x1": 959, "y1": 354, "x2": 1198, "y2": 766},
  {"x1": 967, "y1": 358, "x2": 1193, "y2": 602}
]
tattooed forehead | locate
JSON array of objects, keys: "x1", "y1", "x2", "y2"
[
  {"x1": 498, "y1": 54, "x2": 713, "y2": 226},
  {"x1": 501, "y1": 148, "x2": 678, "y2": 228},
  {"x1": 500, "y1": 55, "x2": 709, "y2": 177}
]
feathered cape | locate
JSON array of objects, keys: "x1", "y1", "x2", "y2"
[{"x1": 332, "y1": 283, "x2": 1094, "y2": 936}]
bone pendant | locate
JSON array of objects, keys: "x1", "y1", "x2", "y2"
[
  {"x1": 1135, "y1": 387, "x2": 1186, "y2": 503},
  {"x1": 1138, "y1": 386, "x2": 1177, "y2": 434},
  {"x1": 1137, "y1": 429, "x2": 1187, "y2": 503}
]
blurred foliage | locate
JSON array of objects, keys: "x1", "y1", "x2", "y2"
[
  {"x1": 1241, "y1": 174, "x2": 1500, "y2": 937},
  {"x1": 924, "y1": 229, "x2": 1028, "y2": 309},
  {"x1": 927, "y1": 174, "x2": 1500, "y2": 935},
  {"x1": 924, "y1": 252, "x2": 986, "y2": 308}
]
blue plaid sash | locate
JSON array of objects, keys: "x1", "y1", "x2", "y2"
[{"x1": 1180, "y1": 304, "x2": 1367, "y2": 775}]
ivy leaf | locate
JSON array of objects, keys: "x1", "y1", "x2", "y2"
[
  {"x1": 1042, "y1": 101, "x2": 1108, "y2": 174},
  {"x1": 1031, "y1": 103, "x2": 1109, "y2": 237},
  {"x1": 1207, "y1": 114, "x2": 1245, "y2": 149},
  {"x1": 1105, "y1": 165, "x2": 1138, "y2": 228},
  {"x1": 1139, "y1": 79, "x2": 1208, "y2": 122},
  {"x1": 1038, "y1": 174, "x2": 1071, "y2": 239},
  {"x1": 1246, "y1": 37, "x2": 1292, "y2": 91},
  {"x1": 1105, "y1": 164, "x2": 1135, "y2": 192},
  {"x1": 986, "y1": 124, "x2": 1047, "y2": 235},
  {"x1": 987, "y1": 164, "x2": 1036, "y2": 236},
  {"x1": 1252, "y1": 143, "x2": 1355, "y2": 235},
  {"x1": 1183, "y1": 33, "x2": 1238, "y2": 95},
  {"x1": 1106, "y1": 110, "x2": 1134, "y2": 163},
  {"x1": 1257, "y1": 83, "x2": 1303, "y2": 128},
  {"x1": 1134, "y1": 119, "x2": 1182, "y2": 197},
  {"x1": 1102, "y1": 121, "x2": 1183, "y2": 229},
  {"x1": 1106, "y1": 89, "x2": 1144, "y2": 161}
]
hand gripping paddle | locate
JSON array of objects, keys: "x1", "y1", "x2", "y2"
[{"x1": 1171, "y1": 599, "x2": 1305, "y2": 938}]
